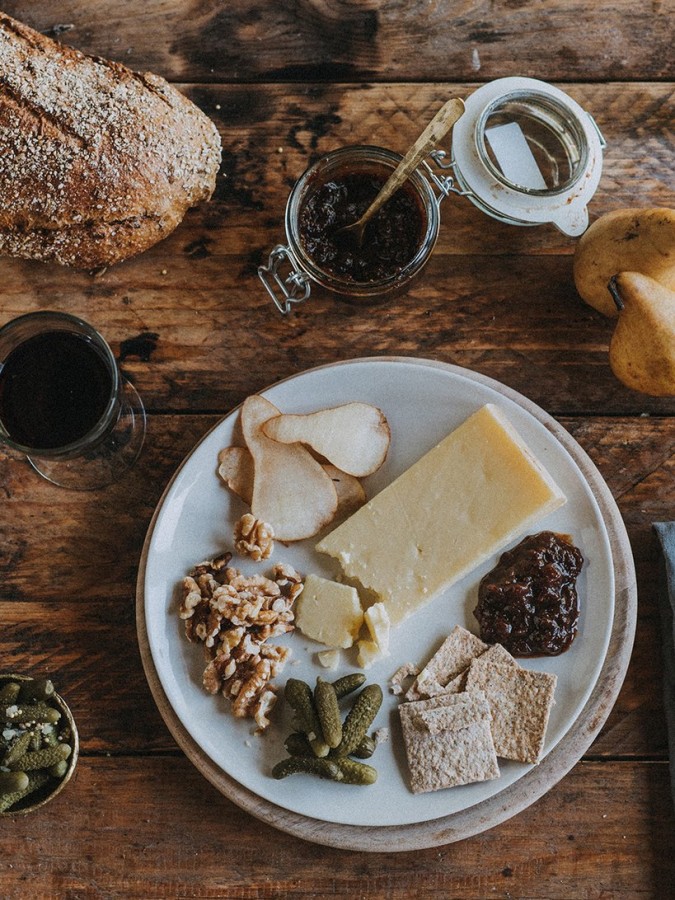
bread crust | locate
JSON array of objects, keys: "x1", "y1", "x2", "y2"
[{"x1": 0, "y1": 14, "x2": 221, "y2": 267}]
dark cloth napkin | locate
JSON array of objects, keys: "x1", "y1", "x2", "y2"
[{"x1": 653, "y1": 522, "x2": 675, "y2": 808}]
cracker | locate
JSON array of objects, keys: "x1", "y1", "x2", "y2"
[
  {"x1": 469, "y1": 642, "x2": 519, "y2": 671},
  {"x1": 406, "y1": 625, "x2": 488, "y2": 700},
  {"x1": 399, "y1": 691, "x2": 499, "y2": 793},
  {"x1": 465, "y1": 656, "x2": 557, "y2": 764}
]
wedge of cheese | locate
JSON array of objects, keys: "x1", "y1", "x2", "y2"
[{"x1": 316, "y1": 403, "x2": 566, "y2": 625}]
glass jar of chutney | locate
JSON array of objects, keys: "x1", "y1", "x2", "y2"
[
  {"x1": 259, "y1": 77, "x2": 605, "y2": 314},
  {"x1": 258, "y1": 145, "x2": 444, "y2": 313}
]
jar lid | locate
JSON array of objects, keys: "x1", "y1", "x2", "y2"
[{"x1": 451, "y1": 77, "x2": 606, "y2": 236}]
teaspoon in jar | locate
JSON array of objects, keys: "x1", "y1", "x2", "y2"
[{"x1": 335, "y1": 96, "x2": 465, "y2": 248}]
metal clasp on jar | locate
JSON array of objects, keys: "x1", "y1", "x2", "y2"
[
  {"x1": 258, "y1": 245, "x2": 311, "y2": 315},
  {"x1": 422, "y1": 150, "x2": 475, "y2": 204}
]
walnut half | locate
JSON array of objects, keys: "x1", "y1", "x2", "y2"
[{"x1": 234, "y1": 514, "x2": 274, "y2": 561}]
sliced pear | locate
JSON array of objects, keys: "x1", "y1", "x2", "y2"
[
  {"x1": 241, "y1": 394, "x2": 338, "y2": 541},
  {"x1": 217, "y1": 449, "x2": 365, "y2": 519},
  {"x1": 217, "y1": 446, "x2": 253, "y2": 505},
  {"x1": 322, "y1": 463, "x2": 366, "y2": 518},
  {"x1": 263, "y1": 402, "x2": 390, "y2": 477}
]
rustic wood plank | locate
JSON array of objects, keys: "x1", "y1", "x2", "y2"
[
  {"x1": 3, "y1": 1, "x2": 673, "y2": 83},
  {"x1": 0, "y1": 83, "x2": 671, "y2": 415},
  {"x1": 0, "y1": 758, "x2": 672, "y2": 897}
]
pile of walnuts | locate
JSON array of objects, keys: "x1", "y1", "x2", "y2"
[{"x1": 179, "y1": 551, "x2": 302, "y2": 730}]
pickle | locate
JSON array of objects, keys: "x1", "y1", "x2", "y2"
[
  {"x1": 0, "y1": 682, "x2": 21, "y2": 705},
  {"x1": 272, "y1": 756, "x2": 344, "y2": 782},
  {"x1": 332, "y1": 758, "x2": 378, "y2": 785},
  {"x1": 314, "y1": 678, "x2": 342, "y2": 749},
  {"x1": 0, "y1": 771, "x2": 29, "y2": 795},
  {"x1": 284, "y1": 732, "x2": 314, "y2": 757},
  {"x1": 8, "y1": 742, "x2": 71, "y2": 772},
  {"x1": 2, "y1": 702, "x2": 61, "y2": 726},
  {"x1": 285, "y1": 729, "x2": 375, "y2": 761},
  {"x1": 48, "y1": 760, "x2": 68, "y2": 779},
  {"x1": 0, "y1": 677, "x2": 74, "y2": 814},
  {"x1": 284, "y1": 679, "x2": 329, "y2": 758},
  {"x1": 275, "y1": 677, "x2": 383, "y2": 788},
  {"x1": 333, "y1": 684, "x2": 383, "y2": 758},
  {"x1": 351, "y1": 734, "x2": 376, "y2": 760},
  {"x1": 41, "y1": 726, "x2": 58, "y2": 747},
  {"x1": 332, "y1": 673, "x2": 366, "y2": 700},
  {"x1": 2, "y1": 730, "x2": 32, "y2": 766},
  {"x1": 19, "y1": 678, "x2": 54, "y2": 703},
  {"x1": 0, "y1": 771, "x2": 49, "y2": 813}
]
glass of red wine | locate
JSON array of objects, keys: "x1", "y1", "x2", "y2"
[{"x1": 0, "y1": 311, "x2": 146, "y2": 490}]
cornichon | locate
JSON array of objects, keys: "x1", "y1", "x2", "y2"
[
  {"x1": 285, "y1": 730, "x2": 375, "y2": 760},
  {"x1": 8, "y1": 742, "x2": 71, "y2": 772},
  {"x1": 0, "y1": 678, "x2": 74, "y2": 814},
  {"x1": 274, "y1": 674, "x2": 382, "y2": 788},
  {"x1": 0, "y1": 771, "x2": 29, "y2": 795},
  {"x1": 2, "y1": 702, "x2": 61, "y2": 726},
  {"x1": 2, "y1": 730, "x2": 32, "y2": 766},
  {"x1": 314, "y1": 678, "x2": 342, "y2": 749},
  {"x1": 19, "y1": 678, "x2": 54, "y2": 703},
  {"x1": 272, "y1": 756, "x2": 344, "y2": 782},
  {"x1": 0, "y1": 771, "x2": 49, "y2": 814},
  {"x1": 0, "y1": 682, "x2": 21, "y2": 705},
  {"x1": 332, "y1": 758, "x2": 378, "y2": 785},
  {"x1": 284, "y1": 679, "x2": 329, "y2": 758},
  {"x1": 48, "y1": 760, "x2": 68, "y2": 779},
  {"x1": 350, "y1": 734, "x2": 376, "y2": 760},
  {"x1": 284, "y1": 731, "x2": 313, "y2": 757},
  {"x1": 333, "y1": 684, "x2": 383, "y2": 758},
  {"x1": 332, "y1": 673, "x2": 366, "y2": 699}
]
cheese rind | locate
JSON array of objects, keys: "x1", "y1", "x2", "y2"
[
  {"x1": 294, "y1": 573, "x2": 363, "y2": 648},
  {"x1": 316, "y1": 404, "x2": 566, "y2": 625}
]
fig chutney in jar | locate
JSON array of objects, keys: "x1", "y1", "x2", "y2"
[
  {"x1": 298, "y1": 168, "x2": 427, "y2": 284},
  {"x1": 259, "y1": 146, "x2": 443, "y2": 312}
]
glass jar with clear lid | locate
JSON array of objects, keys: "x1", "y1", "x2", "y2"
[{"x1": 259, "y1": 77, "x2": 605, "y2": 313}]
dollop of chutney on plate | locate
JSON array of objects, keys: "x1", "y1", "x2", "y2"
[{"x1": 474, "y1": 531, "x2": 584, "y2": 656}]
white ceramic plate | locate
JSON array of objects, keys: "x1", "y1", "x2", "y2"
[{"x1": 141, "y1": 357, "x2": 614, "y2": 828}]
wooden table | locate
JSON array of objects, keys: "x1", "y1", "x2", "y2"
[{"x1": 1, "y1": 1, "x2": 674, "y2": 895}]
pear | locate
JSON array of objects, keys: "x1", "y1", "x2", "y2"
[
  {"x1": 217, "y1": 445, "x2": 366, "y2": 517},
  {"x1": 574, "y1": 208, "x2": 675, "y2": 317},
  {"x1": 241, "y1": 395, "x2": 338, "y2": 541},
  {"x1": 263, "y1": 402, "x2": 390, "y2": 477},
  {"x1": 608, "y1": 271, "x2": 675, "y2": 396}
]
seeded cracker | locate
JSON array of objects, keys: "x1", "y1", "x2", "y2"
[
  {"x1": 399, "y1": 691, "x2": 499, "y2": 793},
  {"x1": 465, "y1": 650, "x2": 557, "y2": 764},
  {"x1": 406, "y1": 625, "x2": 487, "y2": 700}
]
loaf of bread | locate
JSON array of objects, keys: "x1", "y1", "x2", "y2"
[{"x1": 0, "y1": 13, "x2": 221, "y2": 268}]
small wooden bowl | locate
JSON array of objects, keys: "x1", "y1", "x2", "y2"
[{"x1": 0, "y1": 673, "x2": 79, "y2": 816}]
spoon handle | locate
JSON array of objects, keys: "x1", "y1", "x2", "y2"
[{"x1": 359, "y1": 97, "x2": 465, "y2": 224}]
